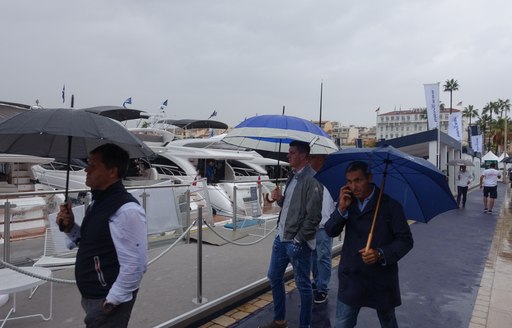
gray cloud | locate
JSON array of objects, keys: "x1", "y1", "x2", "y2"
[{"x1": 2, "y1": 0, "x2": 512, "y2": 127}]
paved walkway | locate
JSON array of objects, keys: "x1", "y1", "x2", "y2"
[
  {"x1": 199, "y1": 183, "x2": 512, "y2": 328},
  {"x1": 1, "y1": 184, "x2": 511, "y2": 327}
]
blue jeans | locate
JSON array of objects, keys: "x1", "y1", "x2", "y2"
[
  {"x1": 335, "y1": 299, "x2": 398, "y2": 328},
  {"x1": 312, "y1": 228, "x2": 333, "y2": 293},
  {"x1": 268, "y1": 236, "x2": 313, "y2": 328}
]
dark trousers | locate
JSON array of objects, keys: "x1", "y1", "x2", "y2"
[
  {"x1": 457, "y1": 186, "x2": 468, "y2": 207},
  {"x1": 81, "y1": 290, "x2": 138, "y2": 328}
]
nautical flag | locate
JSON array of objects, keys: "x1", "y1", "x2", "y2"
[
  {"x1": 471, "y1": 135, "x2": 483, "y2": 153},
  {"x1": 448, "y1": 112, "x2": 462, "y2": 141},
  {"x1": 456, "y1": 101, "x2": 463, "y2": 106},
  {"x1": 424, "y1": 83, "x2": 440, "y2": 129},
  {"x1": 123, "y1": 97, "x2": 132, "y2": 108},
  {"x1": 160, "y1": 99, "x2": 168, "y2": 112},
  {"x1": 62, "y1": 84, "x2": 65, "y2": 103},
  {"x1": 375, "y1": 107, "x2": 380, "y2": 112},
  {"x1": 208, "y1": 110, "x2": 217, "y2": 119}
]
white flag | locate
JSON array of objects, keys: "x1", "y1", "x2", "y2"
[
  {"x1": 448, "y1": 112, "x2": 462, "y2": 141},
  {"x1": 424, "y1": 83, "x2": 440, "y2": 130},
  {"x1": 471, "y1": 135, "x2": 483, "y2": 153}
]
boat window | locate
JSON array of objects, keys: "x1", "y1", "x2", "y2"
[
  {"x1": 266, "y1": 165, "x2": 290, "y2": 180},
  {"x1": 40, "y1": 159, "x2": 87, "y2": 171},
  {"x1": 149, "y1": 155, "x2": 187, "y2": 176},
  {"x1": 227, "y1": 160, "x2": 259, "y2": 177},
  {"x1": 0, "y1": 163, "x2": 9, "y2": 182}
]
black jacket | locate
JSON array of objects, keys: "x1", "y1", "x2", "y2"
[{"x1": 324, "y1": 186, "x2": 413, "y2": 310}]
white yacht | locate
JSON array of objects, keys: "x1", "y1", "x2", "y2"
[
  {"x1": 131, "y1": 127, "x2": 285, "y2": 217},
  {"x1": 0, "y1": 154, "x2": 64, "y2": 240}
]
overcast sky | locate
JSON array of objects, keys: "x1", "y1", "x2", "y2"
[{"x1": 2, "y1": 0, "x2": 511, "y2": 127}]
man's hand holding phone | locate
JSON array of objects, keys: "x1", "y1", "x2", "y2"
[{"x1": 338, "y1": 185, "x2": 353, "y2": 213}]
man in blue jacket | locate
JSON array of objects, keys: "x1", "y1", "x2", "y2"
[{"x1": 324, "y1": 161, "x2": 413, "y2": 328}]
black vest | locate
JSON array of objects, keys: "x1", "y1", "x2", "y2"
[{"x1": 75, "y1": 180, "x2": 139, "y2": 299}]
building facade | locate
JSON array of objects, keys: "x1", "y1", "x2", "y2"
[{"x1": 376, "y1": 107, "x2": 467, "y2": 144}]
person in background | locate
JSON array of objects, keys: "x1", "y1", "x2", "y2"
[
  {"x1": 480, "y1": 162, "x2": 501, "y2": 214},
  {"x1": 259, "y1": 140, "x2": 323, "y2": 328},
  {"x1": 324, "y1": 161, "x2": 413, "y2": 328},
  {"x1": 309, "y1": 154, "x2": 335, "y2": 304},
  {"x1": 205, "y1": 159, "x2": 216, "y2": 184},
  {"x1": 57, "y1": 143, "x2": 148, "y2": 328},
  {"x1": 456, "y1": 165, "x2": 473, "y2": 209}
]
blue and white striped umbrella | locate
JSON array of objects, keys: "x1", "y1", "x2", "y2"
[{"x1": 222, "y1": 114, "x2": 338, "y2": 155}]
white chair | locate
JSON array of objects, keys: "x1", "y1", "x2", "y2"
[
  {"x1": 33, "y1": 227, "x2": 76, "y2": 269},
  {"x1": 243, "y1": 199, "x2": 278, "y2": 236},
  {"x1": 29, "y1": 228, "x2": 76, "y2": 298}
]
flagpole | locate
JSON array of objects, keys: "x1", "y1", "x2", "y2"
[
  {"x1": 460, "y1": 103, "x2": 463, "y2": 159},
  {"x1": 318, "y1": 81, "x2": 323, "y2": 128},
  {"x1": 436, "y1": 83, "x2": 441, "y2": 169},
  {"x1": 275, "y1": 105, "x2": 285, "y2": 185}
]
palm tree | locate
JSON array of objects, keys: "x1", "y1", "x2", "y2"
[
  {"x1": 462, "y1": 105, "x2": 479, "y2": 149},
  {"x1": 492, "y1": 117, "x2": 507, "y2": 153},
  {"x1": 482, "y1": 101, "x2": 500, "y2": 149},
  {"x1": 498, "y1": 99, "x2": 511, "y2": 152},
  {"x1": 462, "y1": 105, "x2": 479, "y2": 128},
  {"x1": 477, "y1": 112, "x2": 492, "y2": 152},
  {"x1": 443, "y1": 79, "x2": 459, "y2": 114}
]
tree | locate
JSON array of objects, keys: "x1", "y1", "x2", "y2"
[
  {"x1": 462, "y1": 105, "x2": 479, "y2": 149},
  {"x1": 498, "y1": 98, "x2": 511, "y2": 153},
  {"x1": 462, "y1": 105, "x2": 479, "y2": 128},
  {"x1": 443, "y1": 79, "x2": 459, "y2": 114},
  {"x1": 477, "y1": 112, "x2": 492, "y2": 152}
]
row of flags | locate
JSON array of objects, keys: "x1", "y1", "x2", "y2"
[
  {"x1": 60, "y1": 87, "x2": 217, "y2": 119},
  {"x1": 424, "y1": 83, "x2": 482, "y2": 153},
  {"x1": 123, "y1": 97, "x2": 217, "y2": 119}
]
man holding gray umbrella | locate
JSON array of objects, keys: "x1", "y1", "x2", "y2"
[{"x1": 57, "y1": 144, "x2": 147, "y2": 328}]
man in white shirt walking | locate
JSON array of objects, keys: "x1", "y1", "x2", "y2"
[
  {"x1": 57, "y1": 144, "x2": 148, "y2": 328},
  {"x1": 480, "y1": 162, "x2": 501, "y2": 214},
  {"x1": 456, "y1": 165, "x2": 473, "y2": 209}
]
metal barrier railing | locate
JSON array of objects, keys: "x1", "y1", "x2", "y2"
[{"x1": 0, "y1": 177, "x2": 282, "y2": 307}]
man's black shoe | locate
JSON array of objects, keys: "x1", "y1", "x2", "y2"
[{"x1": 314, "y1": 292, "x2": 328, "y2": 304}]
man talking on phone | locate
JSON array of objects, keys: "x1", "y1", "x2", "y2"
[{"x1": 324, "y1": 161, "x2": 413, "y2": 328}]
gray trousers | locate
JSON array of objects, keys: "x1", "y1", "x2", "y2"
[{"x1": 81, "y1": 290, "x2": 138, "y2": 328}]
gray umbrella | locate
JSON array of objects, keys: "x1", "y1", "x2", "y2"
[
  {"x1": 0, "y1": 107, "x2": 154, "y2": 201},
  {"x1": 447, "y1": 159, "x2": 475, "y2": 166}
]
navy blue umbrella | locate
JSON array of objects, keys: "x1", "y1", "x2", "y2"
[{"x1": 315, "y1": 145, "x2": 457, "y2": 224}]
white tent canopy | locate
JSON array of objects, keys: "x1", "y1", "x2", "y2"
[{"x1": 482, "y1": 151, "x2": 499, "y2": 162}]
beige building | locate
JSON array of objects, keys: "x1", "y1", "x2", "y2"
[{"x1": 376, "y1": 108, "x2": 467, "y2": 144}]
